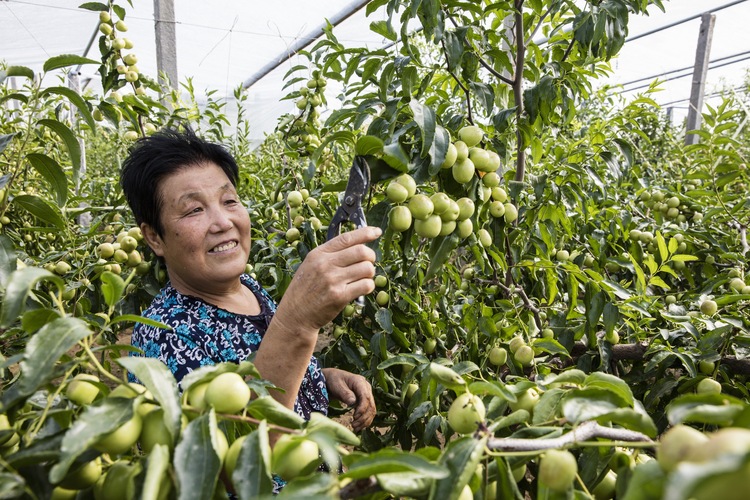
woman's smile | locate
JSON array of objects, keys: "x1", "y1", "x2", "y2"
[{"x1": 210, "y1": 240, "x2": 239, "y2": 253}]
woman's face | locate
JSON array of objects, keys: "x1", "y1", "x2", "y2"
[{"x1": 143, "y1": 162, "x2": 251, "y2": 295}]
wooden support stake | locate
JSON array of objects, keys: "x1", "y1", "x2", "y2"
[
  {"x1": 684, "y1": 13, "x2": 715, "y2": 145},
  {"x1": 153, "y1": 0, "x2": 178, "y2": 95}
]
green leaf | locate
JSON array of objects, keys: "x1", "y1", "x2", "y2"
[
  {"x1": 670, "y1": 254, "x2": 699, "y2": 262},
  {"x1": 665, "y1": 452, "x2": 750, "y2": 500},
  {"x1": 603, "y1": 302, "x2": 619, "y2": 337},
  {"x1": 232, "y1": 421, "x2": 274, "y2": 499},
  {"x1": 0, "y1": 234, "x2": 17, "y2": 291},
  {"x1": 666, "y1": 393, "x2": 745, "y2": 426},
  {"x1": 468, "y1": 380, "x2": 515, "y2": 401},
  {"x1": 118, "y1": 357, "x2": 181, "y2": 446},
  {"x1": 246, "y1": 396, "x2": 305, "y2": 428},
  {"x1": 49, "y1": 397, "x2": 135, "y2": 482},
  {"x1": 583, "y1": 372, "x2": 634, "y2": 407},
  {"x1": 428, "y1": 363, "x2": 465, "y2": 388},
  {"x1": 562, "y1": 388, "x2": 622, "y2": 423},
  {"x1": 410, "y1": 99, "x2": 436, "y2": 158},
  {"x1": 585, "y1": 287, "x2": 605, "y2": 338},
  {"x1": 307, "y1": 412, "x2": 360, "y2": 446},
  {"x1": 425, "y1": 234, "x2": 460, "y2": 281},
  {"x1": 111, "y1": 314, "x2": 172, "y2": 331},
  {"x1": 377, "y1": 472, "x2": 433, "y2": 498},
  {"x1": 37, "y1": 119, "x2": 82, "y2": 187},
  {"x1": 0, "y1": 133, "x2": 15, "y2": 155},
  {"x1": 12, "y1": 194, "x2": 66, "y2": 229},
  {"x1": 0, "y1": 317, "x2": 91, "y2": 413},
  {"x1": 100, "y1": 271, "x2": 125, "y2": 307},
  {"x1": 468, "y1": 81, "x2": 494, "y2": 113},
  {"x1": 648, "y1": 276, "x2": 670, "y2": 290},
  {"x1": 428, "y1": 436, "x2": 487, "y2": 500},
  {"x1": 78, "y1": 2, "x2": 109, "y2": 11},
  {"x1": 375, "y1": 307, "x2": 393, "y2": 334},
  {"x1": 25, "y1": 152, "x2": 68, "y2": 206},
  {"x1": 382, "y1": 142, "x2": 410, "y2": 172},
  {"x1": 493, "y1": 457, "x2": 525, "y2": 500},
  {"x1": 0, "y1": 473, "x2": 25, "y2": 498},
  {"x1": 276, "y1": 474, "x2": 336, "y2": 497},
  {"x1": 21, "y1": 308, "x2": 61, "y2": 333},
  {"x1": 370, "y1": 20, "x2": 397, "y2": 41},
  {"x1": 548, "y1": 369, "x2": 587, "y2": 386},
  {"x1": 342, "y1": 449, "x2": 449, "y2": 480},
  {"x1": 668, "y1": 237, "x2": 678, "y2": 254},
  {"x1": 621, "y1": 460, "x2": 666, "y2": 500},
  {"x1": 5, "y1": 432, "x2": 63, "y2": 469},
  {"x1": 407, "y1": 401, "x2": 433, "y2": 427},
  {"x1": 532, "y1": 388, "x2": 566, "y2": 426},
  {"x1": 43, "y1": 54, "x2": 100, "y2": 73},
  {"x1": 656, "y1": 232, "x2": 668, "y2": 262},
  {"x1": 0, "y1": 267, "x2": 62, "y2": 328},
  {"x1": 531, "y1": 338, "x2": 571, "y2": 358},
  {"x1": 428, "y1": 126, "x2": 450, "y2": 175},
  {"x1": 595, "y1": 407, "x2": 657, "y2": 437},
  {"x1": 311, "y1": 131, "x2": 354, "y2": 164},
  {"x1": 142, "y1": 444, "x2": 171, "y2": 500},
  {"x1": 355, "y1": 136, "x2": 384, "y2": 156},
  {"x1": 40, "y1": 86, "x2": 96, "y2": 130},
  {"x1": 6, "y1": 66, "x2": 34, "y2": 79},
  {"x1": 174, "y1": 413, "x2": 222, "y2": 500}
]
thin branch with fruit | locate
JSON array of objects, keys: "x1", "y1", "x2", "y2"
[
  {"x1": 439, "y1": 38, "x2": 474, "y2": 125},
  {"x1": 485, "y1": 420, "x2": 653, "y2": 452}
]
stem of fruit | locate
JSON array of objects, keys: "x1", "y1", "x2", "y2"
[
  {"x1": 81, "y1": 340, "x2": 123, "y2": 385},
  {"x1": 181, "y1": 405, "x2": 298, "y2": 434},
  {"x1": 11, "y1": 76, "x2": 43, "y2": 192},
  {"x1": 439, "y1": 38, "x2": 473, "y2": 125},
  {"x1": 445, "y1": 14, "x2": 514, "y2": 87},
  {"x1": 27, "y1": 365, "x2": 77, "y2": 440},
  {"x1": 50, "y1": 287, "x2": 67, "y2": 317},
  {"x1": 575, "y1": 473, "x2": 593, "y2": 497}
]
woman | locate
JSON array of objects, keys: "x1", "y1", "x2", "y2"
[{"x1": 120, "y1": 128, "x2": 379, "y2": 431}]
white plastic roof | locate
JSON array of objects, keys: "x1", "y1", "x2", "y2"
[{"x1": 2, "y1": 0, "x2": 749, "y2": 142}]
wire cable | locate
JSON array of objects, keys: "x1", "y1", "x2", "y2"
[
  {"x1": 615, "y1": 54, "x2": 750, "y2": 94},
  {"x1": 626, "y1": 0, "x2": 748, "y2": 42},
  {"x1": 659, "y1": 85, "x2": 748, "y2": 107},
  {"x1": 4, "y1": 0, "x2": 378, "y2": 45},
  {"x1": 616, "y1": 50, "x2": 750, "y2": 88},
  {"x1": 3, "y1": 2, "x2": 50, "y2": 58}
]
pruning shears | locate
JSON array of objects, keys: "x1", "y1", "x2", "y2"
[{"x1": 327, "y1": 155, "x2": 371, "y2": 307}]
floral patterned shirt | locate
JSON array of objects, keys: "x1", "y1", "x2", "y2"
[{"x1": 128, "y1": 274, "x2": 329, "y2": 419}]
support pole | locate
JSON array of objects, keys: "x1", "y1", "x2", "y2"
[
  {"x1": 241, "y1": 0, "x2": 369, "y2": 90},
  {"x1": 153, "y1": 0, "x2": 178, "y2": 93},
  {"x1": 685, "y1": 13, "x2": 715, "y2": 145}
]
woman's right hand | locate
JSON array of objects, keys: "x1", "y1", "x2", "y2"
[{"x1": 273, "y1": 226, "x2": 381, "y2": 335}]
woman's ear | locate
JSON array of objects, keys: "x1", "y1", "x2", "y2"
[{"x1": 140, "y1": 223, "x2": 165, "y2": 257}]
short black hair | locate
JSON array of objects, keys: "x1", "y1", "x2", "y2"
[{"x1": 120, "y1": 127, "x2": 239, "y2": 237}]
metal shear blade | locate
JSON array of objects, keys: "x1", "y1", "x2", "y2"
[{"x1": 326, "y1": 156, "x2": 370, "y2": 241}]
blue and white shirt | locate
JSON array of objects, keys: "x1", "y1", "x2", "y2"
[{"x1": 129, "y1": 274, "x2": 329, "y2": 419}]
